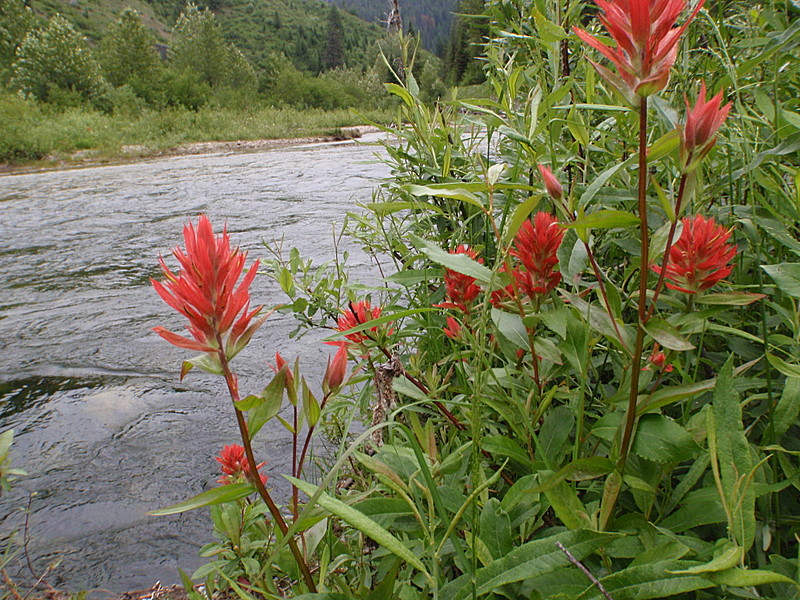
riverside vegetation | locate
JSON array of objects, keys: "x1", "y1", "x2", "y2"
[
  {"x1": 0, "y1": 0, "x2": 449, "y2": 166},
  {"x1": 4, "y1": 0, "x2": 800, "y2": 599}
]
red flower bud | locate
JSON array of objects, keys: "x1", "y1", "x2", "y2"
[
  {"x1": 537, "y1": 165, "x2": 564, "y2": 201},
  {"x1": 324, "y1": 344, "x2": 349, "y2": 391}
]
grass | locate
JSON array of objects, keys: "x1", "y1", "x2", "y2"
[{"x1": 0, "y1": 92, "x2": 394, "y2": 168}]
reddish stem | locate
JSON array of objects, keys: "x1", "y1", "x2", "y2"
[{"x1": 215, "y1": 335, "x2": 317, "y2": 593}]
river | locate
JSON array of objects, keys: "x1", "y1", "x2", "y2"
[{"x1": 0, "y1": 134, "x2": 391, "y2": 592}]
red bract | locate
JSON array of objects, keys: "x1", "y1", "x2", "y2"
[
  {"x1": 537, "y1": 165, "x2": 564, "y2": 201},
  {"x1": 435, "y1": 245, "x2": 484, "y2": 313},
  {"x1": 652, "y1": 215, "x2": 737, "y2": 294},
  {"x1": 681, "y1": 81, "x2": 731, "y2": 172},
  {"x1": 327, "y1": 300, "x2": 384, "y2": 347},
  {"x1": 443, "y1": 316, "x2": 463, "y2": 341},
  {"x1": 324, "y1": 344, "x2": 349, "y2": 391},
  {"x1": 152, "y1": 215, "x2": 266, "y2": 358},
  {"x1": 216, "y1": 444, "x2": 268, "y2": 486},
  {"x1": 574, "y1": 0, "x2": 705, "y2": 99},
  {"x1": 510, "y1": 212, "x2": 564, "y2": 298}
]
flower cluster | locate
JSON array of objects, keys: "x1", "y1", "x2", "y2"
[
  {"x1": 435, "y1": 245, "x2": 484, "y2": 314},
  {"x1": 493, "y1": 212, "x2": 564, "y2": 307},
  {"x1": 574, "y1": 0, "x2": 705, "y2": 99},
  {"x1": 652, "y1": 215, "x2": 737, "y2": 294},
  {"x1": 216, "y1": 444, "x2": 268, "y2": 486},
  {"x1": 151, "y1": 215, "x2": 266, "y2": 359},
  {"x1": 328, "y1": 300, "x2": 385, "y2": 348},
  {"x1": 681, "y1": 82, "x2": 732, "y2": 172}
]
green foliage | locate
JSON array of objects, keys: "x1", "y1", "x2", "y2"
[
  {"x1": 0, "y1": 0, "x2": 38, "y2": 84},
  {"x1": 171, "y1": 3, "x2": 256, "y2": 90},
  {"x1": 323, "y1": 4, "x2": 345, "y2": 71},
  {"x1": 11, "y1": 14, "x2": 106, "y2": 105},
  {"x1": 99, "y1": 7, "x2": 162, "y2": 98}
]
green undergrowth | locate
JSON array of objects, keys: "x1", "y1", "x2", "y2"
[{"x1": 0, "y1": 92, "x2": 393, "y2": 166}]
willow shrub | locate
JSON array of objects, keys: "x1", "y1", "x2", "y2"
[{"x1": 151, "y1": 1, "x2": 800, "y2": 599}]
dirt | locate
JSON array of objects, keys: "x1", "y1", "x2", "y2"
[{"x1": 0, "y1": 125, "x2": 383, "y2": 176}]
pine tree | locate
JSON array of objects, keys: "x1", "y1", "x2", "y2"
[{"x1": 322, "y1": 4, "x2": 345, "y2": 71}]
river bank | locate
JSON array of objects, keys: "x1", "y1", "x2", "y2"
[{"x1": 0, "y1": 125, "x2": 384, "y2": 176}]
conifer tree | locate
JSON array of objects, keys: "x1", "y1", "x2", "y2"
[{"x1": 323, "y1": 4, "x2": 345, "y2": 71}]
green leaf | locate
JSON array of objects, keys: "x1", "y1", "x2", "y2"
[
  {"x1": 770, "y1": 377, "x2": 800, "y2": 440},
  {"x1": 491, "y1": 308, "x2": 529, "y2": 350},
  {"x1": 235, "y1": 394, "x2": 264, "y2": 412},
  {"x1": 709, "y1": 356, "x2": 756, "y2": 550},
  {"x1": 695, "y1": 292, "x2": 765, "y2": 306},
  {"x1": 287, "y1": 477, "x2": 431, "y2": 580},
  {"x1": 632, "y1": 414, "x2": 699, "y2": 463},
  {"x1": 0, "y1": 429, "x2": 13, "y2": 458},
  {"x1": 578, "y1": 161, "x2": 629, "y2": 210},
  {"x1": 707, "y1": 567, "x2": 798, "y2": 588},
  {"x1": 408, "y1": 234, "x2": 493, "y2": 283},
  {"x1": 479, "y1": 498, "x2": 513, "y2": 560},
  {"x1": 482, "y1": 435, "x2": 532, "y2": 471},
  {"x1": 668, "y1": 543, "x2": 743, "y2": 574},
  {"x1": 385, "y1": 83, "x2": 413, "y2": 107},
  {"x1": 248, "y1": 370, "x2": 285, "y2": 439},
  {"x1": 566, "y1": 209, "x2": 640, "y2": 231},
  {"x1": 539, "y1": 405, "x2": 574, "y2": 465},
  {"x1": 643, "y1": 317, "x2": 695, "y2": 351},
  {"x1": 503, "y1": 195, "x2": 543, "y2": 244},
  {"x1": 531, "y1": 457, "x2": 615, "y2": 492},
  {"x1": 439, "y1": 530, "x2": 614, "y2": 600},
  {"x1": 574, "y1": 560, "x2": 716, "y2": 600},
  {"x1": 148, "y1": 483, "x2": 255, "y2": 516},
  {"x1": 767, "y1": 353, "x2": 800, "y2": 378},
  {"x1": 762, "y1": 263, "x2": 800, "y2": 298},
  {"x1": 405, "y1": 184, "x2": 484, "y2": 209},
  {"x1": 647, "y1": 129, "x2": 680, "y2": 162}
]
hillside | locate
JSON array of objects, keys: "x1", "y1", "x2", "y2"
[
  {"x1": 329, "y1": 0, "x2": 458, "y2": 56},
  {"x1": 25, "y1": 0, "x2": 384, "y2": 74}
]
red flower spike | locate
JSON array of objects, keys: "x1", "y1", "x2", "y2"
[
  {"x1": 573, "y1": 0, "x2": 705, "y2": 99},
  {"x1": 326, "y1": 300, "x2": 385, "y2": 348},
  {"x1": 216, "y1": 444, "x2": 268, "y2": 486},
  {"x1": 434, "y1": 245, "x2": 484, "y2": 314},
  {"x1": 537, "y1": 165, "x2": 564, "y2": 201},
  {"x1": 324, "y1": 344, "x2": 349, "y2": 391},
  {"x1": 651, "y1": 215, "x2": 737, "y2": 294},
  {"x1": 680, "y1": 81, "x2": 731, "y2": 172},
  {"x1": 443, "y1": 316, "x2": 464, "y2": 341},
  {"x1": 151, "y1": 215, "x2": 266, "y2": 360},
  {"x1": 509, "y1": 212, "x2": 564, "y2": 299}
]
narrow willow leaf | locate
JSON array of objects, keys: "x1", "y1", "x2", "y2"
[
  {"x1": 482, "y1": 435, "x2": 532, "y2": 471},
  {"x1": 648, "y1": 129, "x2": 681, "y2": 162},
  {"x1": 405, "y1": 184, "x2": 484, "y2": 209},
  {"x1": 366, "y1": 201, "x2": 444, "y2": 215},
  {"x1": 503, "y1": 194, "x2": 544, "y2": 244},
  {"x1": 574, "y1": 560, "x2": 715, "y2": 600},
  {"x1": 544, "y1": 480, "x2": 593, "y2": 530},
  {"x1": 643, "y1": 317, "x2": 695, "y2": 351},
  {"x1": 248, "y1": 370, "x2": 285, "y2": 439},
  {"x1": 578, "y1": 161, "x2": 629, "y2": 210},
  {"x1": 288, "y1": 477, "x2": 430, "y2": 579},
  {"x1": 668, "y1": 543, "x2": 743, "y2": 574},
  {"x1": 770, "y1": 377, "x2": 800, "y2": 440},
  {"x1": 566, "y1": 209, "x2": 640, "y2": 230},
  {"x1": 767, "y1": 353, "x2": 800, "y2": 378},
  {"x1": 479, "y1": 498, "x2": 513, "y2": 560},
  {"x1": 148, "y1": 483, "x2": 255, "y2": 516},
  {"x1": 439, "y1": 530, "x2": 614, "y2": 600},
  {"x1": 384, "y1": 83, "x2": 413, "y2": 107},
  {"x1": 696, "y1": 292, "x2": 766, "y2": 305},
  {"x1": 407, "y1": 234, "x2": 493, "y2": 282},
  {"x1": 707, "y1": 567, "x2": 797, "y2": 587},
  {"x1": 762, "y1": 263, "x2": 800, "y2": 298},
  {"x1": 711, "y1": 356, "x2": 756, "y2": 550}
]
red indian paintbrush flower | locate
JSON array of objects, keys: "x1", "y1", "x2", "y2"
[
  {"x1": 510, "y1": 212, "x2": 564, "y2": 298},
  {"x1": 680, "y1": 81, "x2": 731, "y2": 172},
  {"x1": 326, "y1": 300, "x2": 384, "y2": 348},
  {"x1": 537, "y1": 165, "x2": 564, "y2": 201},
  {"x1": 435, "y1": 245, "x2": 484, "y2": 313},
  {"x1": 651, "y1": 215, "x2": 737, "y2": 294},
  {"x1": 216, "y1": 444, "x2": 268, "y2": 486},
  {"x1": 443, "y1": 316, "x2": 464, "y2": 341},
  {"x1": 151, "y1": 215, "x2": 267, "y2": 360},
  {"x1": 574, "y1": 0, "x2": 705, "y2": 100}
]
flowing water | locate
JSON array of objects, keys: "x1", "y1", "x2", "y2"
[{"x1": 0, "y1": 134, "x2": 391, "y2": 592}]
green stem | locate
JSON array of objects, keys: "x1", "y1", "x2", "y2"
[{"x1": 216, "y1": 336, "x2": 318, "y2": 593}]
